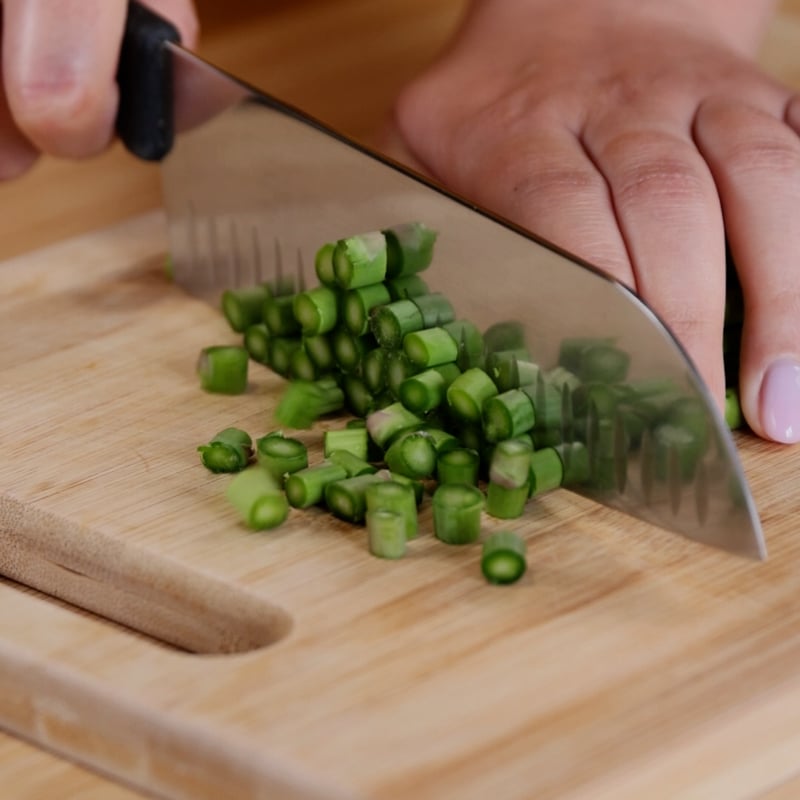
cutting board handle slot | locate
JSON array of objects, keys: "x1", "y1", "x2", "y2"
[{"x1": 0, "y1": 497, "x2": 292, "y2": 655}]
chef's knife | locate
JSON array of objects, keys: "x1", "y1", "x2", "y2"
[{"x1": 116, "y1": 2, "x2": 766, "y2": 559}]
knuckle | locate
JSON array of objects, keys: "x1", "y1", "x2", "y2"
[
  {"x1": 655, "y1": 304, "x2": 720, "y2": 356},
  {"x1": 393, "y1": 78, "x2": 440, "y2": 143},
  {"x1": 501, "y1": 155, "x2": 603, "y2": 206},
  {"x1": 601, "y1": 131, "x2": 708, "y2": 207},
  {"x1": 698, "y1": 98, "x2": 800, "y2": 175},
  {"x1": 747, "y1": 285, "x2": 800, "y2": 320},
  {"x1": 720, "y1": 134, "x2": 799, "y2": 177},
  {"x1": 663, "y1": 313, "x2": 718, "y2": 345}
]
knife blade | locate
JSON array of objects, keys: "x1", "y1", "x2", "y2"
[{"x1": 116, "y1": 3, "x2": 766, "y2": 559}]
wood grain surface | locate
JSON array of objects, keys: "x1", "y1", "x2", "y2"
[
  {"x1": 3, "y1": 208, "x2": 800, "y2": 800},
  {"x1": 2, "y1": 1, "x2": 800, "y2": 798}
]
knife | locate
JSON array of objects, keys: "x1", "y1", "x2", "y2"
[{"x1": 116, "y1": 2, "x2": 766, "y2": 559}]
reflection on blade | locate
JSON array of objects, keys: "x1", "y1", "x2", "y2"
[{"x1": 160, "y1": 45, "x2": 766, "y2": 559}]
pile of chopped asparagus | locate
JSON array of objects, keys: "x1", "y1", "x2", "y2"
[{"x1": 195, "y1": 221, "x2": 745, "y2": 586}]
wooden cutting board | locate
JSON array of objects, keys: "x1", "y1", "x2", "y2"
[{"x1": 2, "y1": 213, "x2": 800, "y2": 800}]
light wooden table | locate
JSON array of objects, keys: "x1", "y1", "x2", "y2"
[{"x1": 1, "y1": 1, "x2": 799, "y2": 797}]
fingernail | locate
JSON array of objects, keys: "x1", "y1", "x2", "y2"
[{"x1": 760, "y1": 358, "x2": 800, "y2": 443}]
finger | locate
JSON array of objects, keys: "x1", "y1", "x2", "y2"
[
  {"x1": 402, "y1": 120, "x2": 633, "y2": 286},
  {"x1": 372, "y1": 117, "x2": 432, "y2": 176},
  {"x1": 2, "y1": 0, "x2": 128, "y2": 159},
  {"x1": 584, "y1": 123, "x2": 728, "y2": 406},
  {"x1": 695, "y1": 98, "x2": 800, "y2": 442},
  {"x1": 786, "y1": 93, "x2": 800, "y2": 134},
  {"x1": 393, "y1": 79, "x2": 632, "y2": 281},
  {"x1": 142, "y1": 0, "x2": 200, "y2": 49},
  {"x1": 0, "y1": 74, "x2": 39, "y2": 180},
  {"x1": 459, "y1": 129, "x2": 634, "y2": 285}
]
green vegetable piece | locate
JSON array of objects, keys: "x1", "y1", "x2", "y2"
[
  {"x1": 221, "y1": 285, "x2": 271, "y2": 333},
  {"x1": 225, "y1": 466, "x2": 288, "y2": 530},
  {"x1": 385, "y1": 274, "x2": 430, "y2": 301},
  {"x1": 529, "y1": 447, "x2": 565, "y2": 496},
  {"x1": 197, "y1": 427, "x2": 253, "y2": 473},
  {"x1": 383, "y1": 221, "x2": 437, "y2": 279},
  {"x1": 447, "y1": 367, "x2": 499, "y2": 424},
  {"x1": 329, "y1": 449, "x2": 377, "y2": 477},
  {"x1": 432, "y1": 483, "x2": 484, "y2": 545},
  {"x1": 483, "y1": 388, "x2": 536, "y2": 442},
  {"x1": 545, "y1": 365, "x2": 582, "y2": 393},
  {"x1": 554, "y1": 442, "x2": 591, "y2": 487},
  {"x1": 486, "y1": 482, "x2": 530, "y2": 519},
  {"x1": 366, "y1": 401, "x2": 424, "y2": 449},
  {"x1": 557, "y1": 337, "x2": 614, "y2": 372},
  {"x1": 398, "y1": 363, "x2": 461, "y2": 414},
  {"x1": 333, "y1": 231, "x2": 388, "y2": 289},
  {"x1": 403, "y1": 327, "x2": 459, "y2": 368},
  {"x1": 324, "y1": 427, "x2": 369, "y2": 462},
  {"x1": 481, "y1": 531, "x2": 527, "y2": 585},
  {"x1": 255, "y1": 432, "x2": 308, "y2": 483},
  {"x1": 263, "y1": 295, "x2": 301, "y2": 337},
  {"x1": 418, "y1": 426, "x2": 460, "y2": 455},
  {"x1": 314, "y1": 241, "x2": 337, "y2": 286},
  {"x1": 486, "y1": 350, "x2": 533, "y2": 392},
  {"x1": 366, "y1": 510, "x2": 407, "y2": 559},
  {"x1": 343, "y1": 283, "x2": 391, "y2": 336},
  {"x1": 386, "y1": 351, "x2": 420, "y2": 397},
  {"x1": 571, "y1": 381, "x2": 619, "y2": 420},
  {"x1": 374, "y1": 469, "x2": 425, "y2": 506},
  {"x1": 243, "y1": 323, "x2": 270, "y2": 365},
  {"x1": 457, "y1": 424, "x2": 487, "y2": 460},
  {"x1": 342, "y1": 374, "x2": 380, "y2": 418},
  {"x1": 411, "y1": 293, "x2": 455, "y2": 328},
  {"x1": 521, "y1": 380, "x2": 563, "y2": 431},
  {"x1": 483, "y1": 321, "x2": 526, "y2": 354},
  {"x1": 325, "y1": 473, "x2": 385, "y2": 523},
  {"x1": 289, "y1": 347, "x2": 318, "y2": 381},
  {"x1": 285, "y1": 461, "x2": 348, "y2": 508},
  {"x1": 366, "y1": 480, "x2": 418, "y2": 540},
  {"x1": 292, "y1": 286, "x2": 339, "y2": 336},
  {"x1": 436, "y1": 447, "x2": 480, "y2": 486},
  {"x1": 653, "y1": 423, "x2": 705, "y2": 482},
  {"x1": 489, "y1": 438, "x2": 533, "y2": 489},
  {"x1": 664, "y1": 396, "x2": 711, "y2": 454},
  {"x1": 725, "y1": 386, "x2": 744, "y2": 430},
  {"x1": 332, "y1": 327, "x2": 368, "y2": 373},
  {"x1": 274, "y1": 378, "x2": 345, "y2": 429},
  {"x1": 248, "y1": 493, "x2": 291, "y2": 530},
  {"x1": 576, "y1": 343, "x2": 630, "y2": 384},
  {"x1": 197, "y1": 345, "x2": 249, "y2": 395},
  {"x1": 302, "y1": 334, "x2": 334, "y2": 372},
  {"x1": 370, "y1": 299, "x2": 424, "y2": 350},
  {"x1": 384, "y1": 431, "x2": 437, "y2": 479},
  {"x1": 268, "y1": 337, "x2": 302, "y2": 378},
  {"x1": 363, "y1": 347, "x2": 388, "y2": 394},
  {"x1": 442, "y1": 319, "x2": 484, "y2": 370}
]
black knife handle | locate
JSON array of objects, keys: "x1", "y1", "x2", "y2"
[{"x1": 116, "y1": 1, "x2": 181, "y2": 161}]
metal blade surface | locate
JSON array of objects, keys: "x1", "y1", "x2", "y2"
[{"x1": 161, "y1": 45, "x2": 766, "y2": 559}]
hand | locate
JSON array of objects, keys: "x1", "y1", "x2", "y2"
[
  {"x1": 0, "y1": 0, "x2": 198, "y2": 179},
  {"x1": 383, "y1": 0, "x2": 800, "y2": 443}
]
